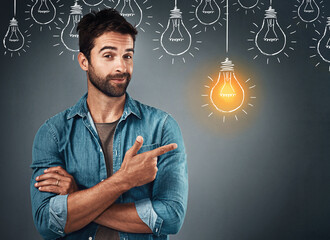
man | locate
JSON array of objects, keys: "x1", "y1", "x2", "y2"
[{"x1": 30, "y1": 9, "x2": 188, "y2": 240}]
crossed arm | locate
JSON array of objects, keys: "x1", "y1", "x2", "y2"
[
  {"x1": 31, "y1": 116, "x2": 187, "y2": 239},
  {"x1": 33, "y1": 136, "x2": 176, "y2": 234}
]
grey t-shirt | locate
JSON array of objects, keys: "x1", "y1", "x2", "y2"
[{"x1": 94, "y1": 120, "x2": 120, "y2": 240}]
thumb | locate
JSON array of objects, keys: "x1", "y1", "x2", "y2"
[{"x1": 129, "y1": 136, "x2": 144, "y2": 156}]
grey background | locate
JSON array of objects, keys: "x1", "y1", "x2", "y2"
[{"x1": 1, "y1": 0, "x2": 330, "y2": 239}]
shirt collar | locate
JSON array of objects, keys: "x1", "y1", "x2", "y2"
[{"x1": 67, "y1": 92, "x2": 141, "y2": 120}]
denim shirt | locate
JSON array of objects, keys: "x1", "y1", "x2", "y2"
[{"x1": 30, "y1": 93, "x2": 188, "y2": 240}]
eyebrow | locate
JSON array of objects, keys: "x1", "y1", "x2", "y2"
[{"x1": 99, "y1": 46, "x2": 134, "y2": 53}]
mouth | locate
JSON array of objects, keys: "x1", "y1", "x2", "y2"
[{"x1": 110, "y1": 78, "x2": 126, "y2": 83}]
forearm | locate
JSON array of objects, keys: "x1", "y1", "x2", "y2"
[
  {"x1": 94, "y1": 203, "x2": 152, "y2": 233},
  {"x1": 64, "y1": 170, "x2": 130, "y2": 233}
]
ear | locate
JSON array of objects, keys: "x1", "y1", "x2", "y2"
[{"x1": 78, "y1": 52, "x2": 89, "y2": 71}]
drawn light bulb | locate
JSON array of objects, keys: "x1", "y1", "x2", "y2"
[
  {"x1": 3, "y1": 17, "x2": 25, "y2": 52},
  {"x1": 82, "y1": 0, "x2": 103, "y2": 6},
  {"x1": 298, "y1": 0, "x2": 320, "y2": 23},
  {"x1": 210, "y1": 58, "x2": 245, "y2": 113},
  {"x1": 160, "y1": 7, "x2": 192, "y2": 56},
  {"x1": 115, "y1": 0, "x2": 142, "y2": 27},
  {"x1": 237, "y1": 0, "x2": 259, "y2": 9},
  {"x1": 61, "y1": 1, "x2": 83, "y2": 52},
  {"x1": 255, "y1": 6, "x2": 286, "y2": 56},
  {"x1": 317, "y1": 17, "x2": 330, "y2": 63},
  {"x1": 31, "y1": 0, "x2": 56, "y2": 25},
  {"x1": 195, "y1": 0, "x2": 221, "y2": 25}
]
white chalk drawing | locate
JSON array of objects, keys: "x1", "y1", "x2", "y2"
[
  {"x1": 233, "y1": 0, "x2": 265, "y2": 15},
  {"x1": 31, "y1": 0, "x2": 56, "y2": 24},
  {"x1": 3, "y1": 18, "x2": 25, "y2": 52},
  {"x1": 292, "y1": 0, "x2": 325, "y2": 29},
  {"x1": 160, "y1": 6, "x2": 191, "y2": 56},
  {"x1": 82, "y1": 0, "x2": 104, "y2": 6},
  {"x1": 189, "y1": 0, "x2": 225, "y2": 32},
  {"x1": 82, "y1": 0, "x2": 115, "y2": 12},
  {"x1": 3, "y1": 0, "x2": 31, "y2": 57},
  {"x1": 309, "y1": 17, "x2": 330, "y2": 72},
  {"x1": 61, "y1": 1, "x2": 82, "y2": 51},
  {"x1": 53, "y1": 0, "x2": 83, "y2": 60},
  {"x1": 25, "y1": 0, "x2": 65, "y2": 31},
  {"x1": 115, "y1": 0, "x2": 142, "y2": 26},
  {"x1": 317, "y1": 17, "x2": 330, "y2": 63},
  {"x1": 209, "y1": 58, "x2": 245, "y2": 113},
  {"x1": 202, "y1": 64, "x2": 257, "y2": 123},
  {"x1": 104, "y1": 0, "x2": 153, "y2": 33},
  {"x1": 195, "y1": 0, "x2": 221, "y2": 25},
  {"x1": 152, "y1": 0, "x2": 202, "y2": 64},
  {"x1": 255, "y1": 6, "x2": 286, "y2": 56},
  {"x1": 202, "y1": 0, "x2": 256, "y2": 122},
  {"x1": 247, "y1": 1, "x2": 297, "y2": 64}
]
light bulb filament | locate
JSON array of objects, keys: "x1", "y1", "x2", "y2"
[
  {"x1": 203, "y1": 0, "x2": 214, "y2": 14},
  {"x1": 121, "y1": 0, "x2": 135, "y2": 17},
  {"x1": 220, "y1": 72, "x2": 236, "y2": 98},
  {"x1": 264, "y1": 18, "x2": 279, "y2": 42},
  {"x1": 304, "y1": 0, "x2": 314, "y2": 13},
  {"x1": 38, "y1": 0, "x2": 50, "y2": 13},
  {"x1": 9, "y1": 27, "x2": 19, "y2": 42},
  {"x1": 326, "y1": 38, "x2": 330, "y2": 49},
  {"x1": 69, "y1": 15, "x2": 81, "y2": 38},
  {"x1": 170, "y1": 19, "x2": 184, "y2": 42}
]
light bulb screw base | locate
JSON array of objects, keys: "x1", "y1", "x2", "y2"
[
  {"x1": 170, "y1": 7, "x2": 182, "y2": 19},
  {"x1": 327, "y1": 17, "x2": 330, "y2": 26},
  {"x1": 71, "y1": 1, "x2": 83, "y2": 15},
  {"x1": 9, "y1": 17, "x2": 18, "y2": 26},
  {"x1": 265, "y1": 6, "x2": 277, "y2": 19},
  {"x1": 220, "y1": 58, "x2": 235, "y2": 72}
]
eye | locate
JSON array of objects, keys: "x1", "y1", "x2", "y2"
[
  {"x1": 124, "y1": 54, "x2": 133, "y2": 59},
  {"x1": 104, "y1": 54, "x2": 112, "y2": 58}
]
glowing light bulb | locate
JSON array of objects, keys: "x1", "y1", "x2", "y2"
[
  {"x1": 115, "y1": 0, "x2": 142, "y2": 27},
  {"x1": 210, "y1": 58, "x2": 245, "y2": 113},
  {"x1": 255, "y1": 6, "x2": 286, "y2": 56},
  {"x1": 3, "y1": 18, "x2": 25, "y2": 52},
  {"x1": 61, "y1": 1, "x2": 83, "y2": 52},
  {"x1": 160, "y1": 7, "x2": 192, "y2": 56},
  {"x1": 298, "y1": 0, "x2": 320, "y2": 22},
  {"x1": 237, "y1": 0, "x2": 259, "y2": 9},
  {"x1": 82, "y1": 0, "x2": 103, "y2": 6},
  {"x1": 195, "y1": 0, "x2": 221, "y2": 25},
  {"x1": 31, "y1": 0, "x2": 56, "y2": 25},
  {"x1": 317, "y1": 17, "x2": 330, "y2": 63}
]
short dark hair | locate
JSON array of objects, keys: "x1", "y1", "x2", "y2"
[{"x1": 77, "y1": 8, "x2": 138, "y2": 61}]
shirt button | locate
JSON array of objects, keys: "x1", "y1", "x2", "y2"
[
  {"x1": 101, "y1": 179, "x2": 104, "y2": 182},
  {"x1": 58, "y1": 230, "x2": 63, "y2": 233},
  {"x1": 100, "y1": 148, "x2": 102, "y2": 152},
  {"x1": 155, "y1": 228, "x2": 158, "y2": 232},
  {"x1": 88, "y1": 237, "x2": 92, "y2": 240}
]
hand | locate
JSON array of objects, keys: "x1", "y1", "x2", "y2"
[
  {"x1": 119, "y1": 136, "x2": 177, "y2": 188},
  {"x1": 35, "y1": 166, "x2": 79, "y2": 195}
]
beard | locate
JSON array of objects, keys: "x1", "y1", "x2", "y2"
[{"x1": 87, "y1": 65, "x2": 131, "y2": 98}]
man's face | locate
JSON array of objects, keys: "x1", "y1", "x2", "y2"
[{"x1": 87, "y1": 31, "x2": 134, "y2": 97}]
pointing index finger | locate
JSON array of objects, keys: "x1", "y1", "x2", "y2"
[{"x1": 148, "y1": 143, "x2": 178, "y2": 158}]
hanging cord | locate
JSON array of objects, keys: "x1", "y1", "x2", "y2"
[
  {"x1": 14, "y1": 0, "x2": 16, "y2": 17},
  {"x1": 226, "y1": 0, "x2": 229, "y2": 54}
]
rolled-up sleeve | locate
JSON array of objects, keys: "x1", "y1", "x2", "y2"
[
  {"x1": 137, "y1": 114, "x2": 188, "y2": 236},
  {"x1": 30, "y1": 122, "x2": 68, "y2": 239}
]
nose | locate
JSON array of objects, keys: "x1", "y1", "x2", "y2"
[{"x1": 115, "y1": 57, "x2": 126, "y2": 73}]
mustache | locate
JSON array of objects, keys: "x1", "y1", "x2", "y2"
[{"x1": 106, "y1": 73, "x2": 131, "y2": 80}]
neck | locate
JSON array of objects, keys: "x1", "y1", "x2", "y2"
[{"x1": 87, "y1": 82, "x2": 126, "y2": 123}]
